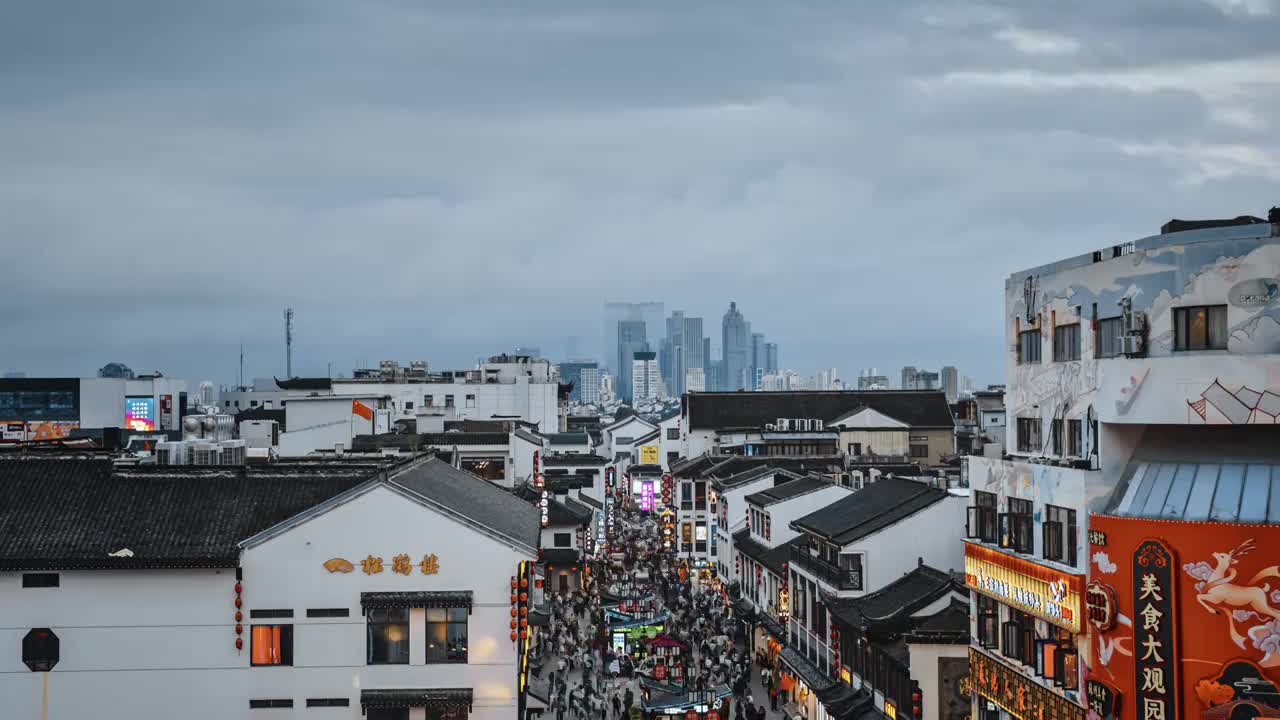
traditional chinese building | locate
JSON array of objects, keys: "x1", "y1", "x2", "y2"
[
  {"x1": 966, "y1": 215, "x2": 1280, "y2": 720},
  {"x1": 0, "y1": 454, "x2": 541, "y2": 720}
]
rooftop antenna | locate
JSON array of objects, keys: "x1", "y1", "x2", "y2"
[{"x1": 284, "y1": 308, "x2": 294, "y2": 379}]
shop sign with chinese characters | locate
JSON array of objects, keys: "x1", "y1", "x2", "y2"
[
  {"x1": 322, "y1": 554, "x2": 440, "y2": 575},
  {"x1": 965, "y1": 542, "x2": 1084, "y2": 633},
  {"x1": 970, "y1": 648, "x2": 1086, "y2": 720},
  {"x1": 1132, "y1": 539, "x2": 1178, "y2": 720}
]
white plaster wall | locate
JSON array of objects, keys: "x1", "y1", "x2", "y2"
[
  {"x1": 844, "y1": 494, "x2": 967, "y2": 591},
  {"x1": 684, "y1": 429, "x2": 715, "y2": 458},
  {"x1": 1, "y1": 485, "x2": 532, "y2": 720},
  {"x1": 757, "y1": 486, "x2": 852, "y2": 546},
  {"x1": 839, "y1": 429, "x2": 909, "y2": 456},
  {"x1": 965, "y1": 457, "x2": 1094, "y2": 571},
  {"x1": 657, "y1": 414, "x2": 681, "y2": 471},
  {"x1": 907, "y1": 643, "x2": 969, "y2": 720}
]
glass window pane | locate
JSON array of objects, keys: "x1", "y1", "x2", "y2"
[
  {"x1": 448, "y1": 608, "x2": 467, "y2": 622},
  {"x1": 1185, "y1": 464, "x2": 1220, "y2": 521},
  {"x1": 1126, "y1": 463, "x2": 1161, "y2": 515},
  {"x1": 1141, "y1": 464, "x2": 1179, "y2": 517},
  {"x1": 1189, "y1": 308, "x2": 1208, "y2": 350},
  {"x1": 1269, "y1": 469, "x2": 1280, "y2": 524},
  {"x1": 426, "y1": 608, "x2": 446, "y2": 622},
  {"x1": 426, "y1": 621, "x2": 447, "y2": 663},
  {"x1": 1162, "y1": 463, "x2": 1197, "y2": 518},
  {"x1": 1239, "y1": 465, "x2": 1272, "y2": 522},
  {"x1": 1209, "y1": 306, "x2": 1229, "y2": 349},
  {"x1": 1210, "y1": 464, "x2": 1246, "y2": 521}
]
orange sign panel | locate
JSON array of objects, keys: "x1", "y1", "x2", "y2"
[{"x1": 965, "y1": 541, "x2": 1086, "y2": 633}]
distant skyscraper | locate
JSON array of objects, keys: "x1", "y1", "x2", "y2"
[
  {"x1": 858, "y1": 368, "x2": 890, "y2": 390},
  {"x1": 579, "y1": 367, "x2": 601, "y2": 404},
  {"x1": 751, "y1": 333, "x2": 766, "y2": 391},
  {"x1": 685, "y1": 368, "x2": 705, "y2": 393},
  {"x1": 617, "y1": 321, "x2": 647, "y2": 404},
  {"x1": 602, "y1": 302, "x2": 664, "y2": 369},
  {"x1": 632, "y1": 351, "x2": 660, "y2": 404},
  {"x1": 901, "y1": 366, "x2": 918, "y2": 390},
  {"x1": 941, "y1": 365, "x2": 959, "y2": 403},
  {"x1": 514, "y1": 345, "x2": 541, "y2": 358},
  {"x1": 817, "y1": 368, "x2": 839, "y2": 391},
  {"x1": 663, "y1": 311, "x2": 705, "y2": 398},
  {"x1": 703, "y1": 338, "x2": 714, "y2": 390},
  {"x1": 559, "y1": 361, "x2": 599, "y2": 403},
  {"x1": 902, "y1": 366, "x2": 940, "y2": 390},
  {"x1": 721, "y1": 302, "x2": 751, "y2": 392},
  {"x1": 765, "y1": 343, "x2": 778, "y2": 374}
]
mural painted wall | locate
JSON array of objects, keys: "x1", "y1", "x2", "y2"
[
  {"x1": 1003, "y1": 226, "x2": 1280, "y2": 439},
  {"x1": 968, "y1": 457, "x2": 1119, "y2": 523},
  {"x1": 1085, "y1": 514, "x2": 1280, "y2": 720}
]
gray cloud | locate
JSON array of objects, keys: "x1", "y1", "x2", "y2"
[{"x1": 2, "y1": 1, "x2": 1277, "y2": 385}]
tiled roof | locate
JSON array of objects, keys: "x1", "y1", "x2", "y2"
[
  {"x1": 792, "y1": 476, "x2": 949, "y2": 545},
  {"x1": 685, "y1": 391, "x2": 955, "y2": 430},
  {"x1": 826, "y1": 564, "x2": 957, "y2": 630},
  {"x1": 389, "y1": 458, "x2": 540, "y2": 552},
  {"x1": 542, "y1": 454, "x2": 608, "y2": 467},
  {"x1": 906, "y1": 597, "x2": 970, "y2": 643},
  {"x1": 745, "y1": 476, "x2": 834, "y2": 506},
  {"x1": 705, "y1": 456, "x2": 844, "y2": 481},
  {"x1": 733, "y1": 530, "x2": 797, "y2": 577},
  {"x1": 0, "y1": 456, "x2": 374, "y2": 570},
  {"x1": 546, "y1": 432, "x2": 591, "y2": 446},
  {"x1": 631, "y1": 429, "x2": 660, "y2": 445}
]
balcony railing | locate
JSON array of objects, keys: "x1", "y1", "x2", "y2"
[{"x1": 789, "y1": 546, "x2": 862, "y2": 591}]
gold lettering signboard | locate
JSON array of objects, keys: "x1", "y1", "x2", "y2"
[
  {"x1": 323, "y1": 554, "x2": 440, "y2": 575},
  {"x1": 970, "y1": 648, "x2": 1086, "y2": 720},
  {"x1": 965, "y1": 542, "x2": 1084, "y2": 633}
]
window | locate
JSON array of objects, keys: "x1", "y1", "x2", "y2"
[
  {"x1": 249, "y1": 699, "x2": 293, "y2": 708},
  {"x1": 977, "y1": 595, "x2": 999, "y2": 648},
  {"x1": 424, "y1": 395, "x2": 433, "y2": 408},
  {"x1": 367, "y1": 710, "x2": 410, "y2": 720},
  {"x1": 1043, "y1": 505, "x2": 1078, "y2": 566},
  {"x1": 426, "y1": 709, "x2": 468, "y2": 720},
  {"x1": 444, "y1": 395, "x2": 455, "y2": 408},
  {"x1": 1175, "y1": 305, "x2": 1228, "y2": 351},
  {"x1": 306, "y1": 608, "x2": 350, "y2": 618},
  {"x1": 1051, "y1": 419, "x2": 1063, "y2": 456},
  {"x1": 1016, "y1": 417, "x2": 1041, "y2": 453},
  {"x1": 839, "y1": 553, "x2": 863, "y2": 590},
  {"x1": 667, "y1": 451, "x2": 680, "y2": 467},
  {"x1": 465, "y1": 394, "x2": 476, "y2": 408},
  {"x1": 680, "y1": 482, "x2": 693, "y2": 511},
  {"x1": 667, "y1": 428, "x2": 679, "y2": 440},
  {"x1": 22, "y1": 573, "x2": 59, "y2": 588},
  {"x1": 306, "y1": 699, "x2": 350, "y2": 707},
  {"x1": 1002, "y1": 497, "x2": 1034, "y2": 554},
  {"x1": 225, "y1": 401, "x2": 231, "y2": 407},
  {"x1": 681, "y1": 522, "x2": 692, "y2": 545},
  {"x1": 250, "y1": 609, "x2": 293, "y2": 619},
  {"x1": 250, "y1": 400, "x2": 258, "y2": 407},
  {"x1": 1096, "y1": 317, "x2": 1124, "y2": 358},
  {"x1": 366, "y1": 608, "x2": 410, "y2": 665},
  {"x1": 910, "y1": 444, "x2": 929, "y2": 458},
  {"x1": 250, "y1": 624, "x2": 293, "y2": 666},
  {"x1": 1067, "y1": 419, "x2": 1082, "y2": 457},
  {"x1": 1019, "y1": 329, "x2": 1042, "y2": 364},
  {"x1": 234, "y1": 400, "x2": 240, "y2": 408},
  {"x1": 695, "y1": 481, "x2": 707, "y2": 510},
  {"x1": 848, "y1": 442, "x2": 862, "y2": 456},
  {"x1": 404, "y1": 402, "x2": 413, "y2": 411},
  {"x1": 968, "y1": 491, "x2": 998, "y2": 543},
  {"x1": 1053, "y1": 324, "x2": 1081, "y2": 362},
  {"x1": 695, "y1": 521, "x2": 707, "y2": 553},
  {"x1": 1002, "y1": 610, "x2": 1037, "y2": 667},
  {"x1": 426, "y1": 607, "x2": 468, "y2": 664},
  {"x1": 553, "y1": 532, "x2": 572, "y2": 548},
  {"x1": 280, "y1": 401, "x2": 286, "y2": 407}
]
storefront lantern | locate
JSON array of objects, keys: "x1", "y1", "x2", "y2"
[
  {"x1": 235, "y1": 638, "x2": 243, "y2": 650},
  {"x1": 235, "y1": 624, "x2": 242, "y2": 635},
  {"x1": 510, "y1": 619, "x2": 517, "y2": 630}
]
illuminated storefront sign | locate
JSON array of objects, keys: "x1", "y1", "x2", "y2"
[
  {"x1": 125, "y1": 396, "x2": 156, "y2": 432},
  {"x1": 640, "y1": 482, "x2": 654, "y2": 512},
  {"x1": 965, "y1": 542, "x2": 1084, "y2": 633},
  {"x1": 321, "y1": 553, "x2": 439, "y2": 575},
  {"x1": 1133, "y1": 539, "x2": 1178, "y2": 720},
  {"x1": 970, "y1": 647, "x2": 1086, "y2": 720}
]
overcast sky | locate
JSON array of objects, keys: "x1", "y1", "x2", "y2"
[{"x1": 3, "y1": 1, "x2": 1278, "y2": 387}]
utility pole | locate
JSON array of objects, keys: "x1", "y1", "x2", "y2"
[{"x1": 284, "y1": 308, "x2": 294, "y2": 379}]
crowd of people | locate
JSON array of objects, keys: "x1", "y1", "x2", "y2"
[{"x1": 531, "y1": 494, "x2": 788, "y2": 720}]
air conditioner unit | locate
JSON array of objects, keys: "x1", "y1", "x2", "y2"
[
  {"x1": 813, "y1": 419, "x2": 824, "y2": 431},
  {"x1": 765, "y1": 423, "x2": 776, "y2": 431},
  {"x1": 192, "y1": 442, "x2": 220, "y2": 466},
  {"x1": 1120, "y1": 335, "x2": 1144, "y2": 356},
  {"x1": 776, "y1": 419, "x2": 790, "y2": 431}
]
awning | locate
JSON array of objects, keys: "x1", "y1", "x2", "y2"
[
  {"x1": 360, "y1": 591, "x2": 473, "y2": 612},
  {"x1": 817, "y1": 679, "x2": 858, "y2": 706},
  {"x1": 529, "y1": 604, "x2": 552, "y2": 627},
  {"x1": 779, "y1": 646, "x2": 838, "y2": 694},
  {"x1": 826, "y1": 689, "x2": 876, "y2": 720},
  {"x1": 541, "y1": 548, "x2": 582, "y2": 566},
  {"x1": 360, "y1": 688, "x2": 472, "y2": 710},
  {"x1": 757, "y1": 612, "x2": 786, "y2": 642}
]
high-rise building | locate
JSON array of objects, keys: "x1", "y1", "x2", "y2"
[
  {"x1": 750, "y1": 333, "x2": 767, "y2": 391},
  {"x1": 765, "y1": 343, "x2": 778, "y2": 374},
  {"x1": 559, "y1": 361, "x2": 599, "y2": 403},
  {"x1": 901, "y1": 366, "x2": 918, "y2": 390},
  {"x1": 721, "y1": 302, "x2": 751, "y2": 392},
  {"x1": 579, "y1": 367, "x2": 601, "y2": 405},
  {"x1": 616, "y1": 321, "x2": 647, "y2": 404},
  {"x1": 857, "y1": 368, "x2": 890, "y2": 390},
  {"x1": 941, "y1": 365, "x2": 959, "y2": 403},
  {"x1": 901, "y1": 366, "x2": 940, "y2": 390},
  {"x1": 602, "y1": 302, "x2": 664, "y2": 369},
  {"x1": 703, "y1": 338, "x2": 714, "y2": 390},
  {"x1": 514, "y1": 345, "x2": 541, "y2": 358},
  {"x1": 817, "y1": 368, "x2": 839, "y2": 391},
  {"x1": 685, "y1": 368, "x2": 705, "y2": 393},
  {"x1": 631, "y1": 351, "x2": 660, "y2": 404},
  {"x1": 663, "y1": 311, "x2": 699, "y2": 397}
]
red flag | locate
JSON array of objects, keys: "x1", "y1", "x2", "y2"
[{"x1": 351, "y1": 400, "x2": 374, "y2": 420}]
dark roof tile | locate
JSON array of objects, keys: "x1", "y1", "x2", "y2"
[
  {"x1": 388, "y1": 458, "x2": 540, "y2": 552},
  {"x1": 792, "y1": 476, "x2": 949, "y2": 545},
  {"x1": 745, "y1": 476, "x2": 834, "y2": 506},
  {"x1": 686, "y1": 391, "x2": 954, "y2": 430}
]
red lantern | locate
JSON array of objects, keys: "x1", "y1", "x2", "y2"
[
  {"x1": 235, "y1": 638, "x2": 243, "y2": 650},
  {"x1": 235, "y1": 624, "x2": 243, "y2": 635},
  {"x1": 510, "y1": 608, "x2": 518, "y2": 617},
  {"x1": 235, "y1": 611, "x2": 242, "y2": 622},
  {"x1": 510, "y1": 620, "x2": 517, "y2": 630},
  {"x1": 511, "y1": 594, "x2": 518, "y2": 604},
  {"x1": 511, "y1": 578, "x2": 518, "y2": 589},
  {"x1": 520, "y1": 618, "x2": 528, "y2": 628},
  {"x1": 519, "y1": 629, "x2": 528, "y2": 639},
  {"x1": 520, "y1": 578, "x2": 529, "y2": 588},
  {"x1": 520, "y1": 592, "x2": 528, "y2": 602},
  {"x1": 234, "y1": 582, "x2": 242, "y2": 594},
  {"x1": 535, "y1": 579, "x2": 544, "y2": 589},
  {"x1": 520, "y1": 607, "x2": 528, "y2": 617},
  {"x1": 510, "y1": 632, "x2": 518, "y2": 642},
  {"x1": 234, "y1": 597, "x2": 242, "y2": 608}
]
